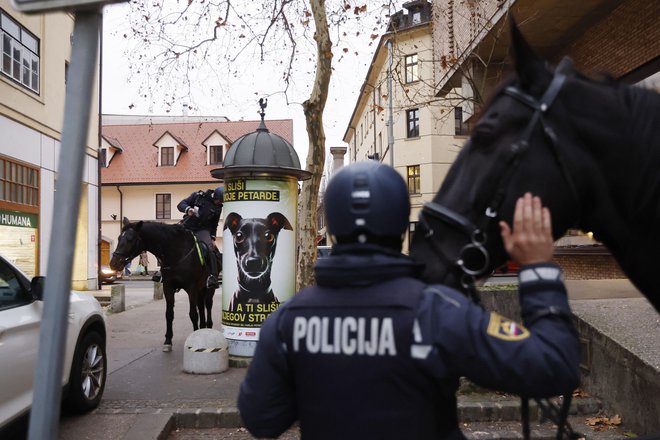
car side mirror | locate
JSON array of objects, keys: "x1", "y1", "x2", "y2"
[{"x1": 31, "y1": 276, "x2": 46, "y2": 300}]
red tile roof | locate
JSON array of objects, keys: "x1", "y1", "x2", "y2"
[{"x1": 101, "y1": 119, "x2": 294, "y2": 184}]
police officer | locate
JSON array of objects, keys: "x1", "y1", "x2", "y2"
[
  {"x1": 238, "y1": 162, "x2": 580, "y2": 439},
  {"x1": 177, "y1": 186, "x2": 224, "y2": 289}
]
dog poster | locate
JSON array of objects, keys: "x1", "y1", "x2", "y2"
[{"x1": 221, "y1": 176, "x2": 297, "y2": 341}]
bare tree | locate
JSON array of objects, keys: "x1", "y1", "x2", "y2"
[{"x1": 117, "y1": 0, "x2": 398, "y2": 288}]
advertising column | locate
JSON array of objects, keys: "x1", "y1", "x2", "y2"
[{"x1": 221, "y1": 176, "x2": 298, "y2": 356}]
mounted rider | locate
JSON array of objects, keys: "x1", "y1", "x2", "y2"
[{"x1": 177, "y1": 186, "x2": 224, "y2": 289}]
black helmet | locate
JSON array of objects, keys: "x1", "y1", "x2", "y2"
[
  {"x1": 212, "y1": 186, "x2": 224, "y2": 202},
  {"x1": 325, "y1": 161, "x2": 409, "y2": 248}
]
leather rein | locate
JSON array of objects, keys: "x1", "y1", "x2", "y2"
[
  {"x1": 112, "y1": 228, "x2": 198, "y2": 272},
  {"x1": 419, "y1": 57, "x2": 581, "y2": 296},
  {"x1": 419, "y1": 58, "x2": 584, "y2": 440}
]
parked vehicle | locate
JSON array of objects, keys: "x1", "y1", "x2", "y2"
[
  {"x1": 0, "y1": 254, "x2": 107, "y2": 432},
  {"x1": 100, "y1": 264, "x2": 122, "y2": 284}
]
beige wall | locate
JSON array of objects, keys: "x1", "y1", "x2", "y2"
[
  {"x1": 0, "y1": 3, "x2": 100, "y2": 152},
  {"x1": 1, "y1": 1, "x2": 101, "y2": 288},
  {"x1": 344, "y1": 22, "x2": 470, "y2": 253}
]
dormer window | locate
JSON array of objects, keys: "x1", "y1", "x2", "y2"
[
  {"x1": 153, "y1": 132, "x2": 188, "y2": 166},
  {"x1": 161, "y1": 146, "x2": 174, "y2": 166},
  {"x1": 209, "y1": 145, "x2": 223, "y2": 165},
  {"x1": 412, "y1": 12, "x2": 421, "y2": 25},
  {"x1": 202, "y1": 130, "x2": 231, "y2": 166}
]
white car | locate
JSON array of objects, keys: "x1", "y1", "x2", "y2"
[{"x1": 0, "y1": 254, "x2": 107, "y2": 431}]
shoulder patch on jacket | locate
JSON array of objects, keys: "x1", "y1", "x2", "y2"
[{"x1": 486, "y1": 313, "x2": 530, "y2": 341}]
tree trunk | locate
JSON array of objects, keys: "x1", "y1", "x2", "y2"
[{"x1": 297, "y1": 0, "x2": 333, "y2": 291}]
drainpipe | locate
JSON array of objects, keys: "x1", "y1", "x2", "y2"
[
  {"x1": 372, "y1": 84, "x2": 378, "y2": 160},
  {"x1": 116, "y1": 185, "x2": 123, "y2": 223},
  {"x1": 97, "y1": 19, "x2": 103, "y2": 289},
  {"x1": 386, "y1": 38, "x2": 394, "y2": 167}
]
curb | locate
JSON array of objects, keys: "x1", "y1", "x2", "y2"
[{"x1": 96, "y1": 397, "x2": 602, "y2": 439}]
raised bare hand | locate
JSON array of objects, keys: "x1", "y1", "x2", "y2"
[{"x1": 499, "y1": 193, "x2": 554, "y2": 265}]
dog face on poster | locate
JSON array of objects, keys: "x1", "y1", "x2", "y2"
[{"x1": 223, "y1": 212, "x2": 292, "y2": 312}]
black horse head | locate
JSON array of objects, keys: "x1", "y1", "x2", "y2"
[
  {"x1": 109, "y1": 217, "x2": 146, "y2": 271},
  {"x1": 410, "y1": 17, "x2": 660, "y2": 312}
]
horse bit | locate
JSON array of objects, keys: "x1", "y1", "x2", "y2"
[
  {"x1": 420, "y1": 57, "x2": 584, "y2": 440},
  {"x1": 420, "y1": 57, "x2": 581, "y2": 292}
]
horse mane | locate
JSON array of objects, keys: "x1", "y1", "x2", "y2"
[{"x1": 138, "y1": 221, "x2": 190, "y2": 241}]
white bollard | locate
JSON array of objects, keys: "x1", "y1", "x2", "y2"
[
  {"x1": 110, "y1": 284, "x2": 125, "y2": 313},
  {"x1": 183, "y1": 329, "x2": 229, "y2": 374},
  {"x1": 153, "y1": 282, "x2": 164, "y2": 300}
]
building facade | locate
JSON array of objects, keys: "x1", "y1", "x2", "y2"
[
  {"x1": 0, "y1": 1, "x2": 100, "y2": 289},
  {"x1": 100, "y1": 115, "x2": 294, "y2": 270},
  {"x1": 343, "y1": 0, "x2": 466, "y2": 252}
]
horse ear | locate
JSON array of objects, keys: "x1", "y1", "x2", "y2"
[
  {"x1": 224, "y1": 212, "x2": 242, "y2": 234},
  {"x1": 122, "y1": 217, "x2": 130, "y2": 228},
  {"x1": 509, "y1": 15, "x2": 550, "y2": 93},
  {"x1": 267, "y1": 212, "x2": 293, "y2": 233},
  {"x1": 135, "y1": 221, "x2": 143, "y2": 231}
]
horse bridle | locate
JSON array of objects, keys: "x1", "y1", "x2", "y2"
[
  {"x1": 420, "y1": 58, "x2": 584, "y2": 440},
  {"x1": 419, "y1": 57, "x2": 581, "y2": 292},
  {"x1": 111, "y1": 229, "x2": 144, "y2": 268}
]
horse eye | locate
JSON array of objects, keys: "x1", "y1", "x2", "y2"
[
  {"x1": 265, "y1": 231, "x2": 274, "y2": 243},
  {"x1": 235, "y1": 232, "x2": 245, "y2": 243}
]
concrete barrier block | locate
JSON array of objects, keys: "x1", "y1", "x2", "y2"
[
  {"x1": 110, "y1": 284, "x2": 125, "y2": 313},
  {"x1": 154, "y1": 282, "x2": 164, "y2": 300},
  {"x1": 183, "y1": 329, "x2": 229, "y2": 374}
]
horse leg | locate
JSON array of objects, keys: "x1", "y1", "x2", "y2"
[
  {"x1": 163, "y1": 286, "x2": 175, "y2": 352},
  {"x1": 196, "y1": 290, "x2": 207, "y2": 329},
  {"x1": 188, "y1": 291, "x2": 200, "y2": 331},
  {"x1": 205, "y1": 288, "x2": 214, "y2": 329}
]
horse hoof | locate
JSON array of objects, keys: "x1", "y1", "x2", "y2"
[{"x1": 163, "y1": 344, "x2": 172, "y2": 352}]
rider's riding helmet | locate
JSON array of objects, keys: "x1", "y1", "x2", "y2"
[
  {"x1": 324, "y1": 161, "x2": 410, "y2": 250},
  {"x1": 212, "y1": 186, "x2": 224, "y2": 203}
]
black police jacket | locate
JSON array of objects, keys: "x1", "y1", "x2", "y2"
[
  {"x1": 238, "y1": 245, "x2": 580, "y2": 439},
  {"x1": 176, "y1": 190, "x2": 222, "y2": 236}
]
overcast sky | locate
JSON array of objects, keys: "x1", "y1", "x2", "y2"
[{"x1": 100, "y1": 1, "x2": 404, "y2": 164}]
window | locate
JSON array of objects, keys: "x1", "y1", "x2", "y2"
[
  {"x1": 404, "y1": 54, "x2": 418, "y2": 83},
  {"x1": 161, "y1": 147, "x2": 174, "y2": 166},
  {"x1": 156, "y1": 194, "x2": 171, "y2": 219},
  {"x1": 100, "y1": 148, "x2": 107, "y2": 168},
  {"x1": 407, "y1": 165, "x2": 420, "y2": 194},
  {"x1": 412, "y1": 12, "x2": 421, "y2": 25},
  {"x1": 408, "y1": 221, "x2": 418, "y2": 248},
  {"x1": 455, "y1": 107, "x2": 468, "y2": 135},
  {"x1": 209, "y1": 145, "x2": 223, "y2": 165},
  {"x1": 0, "y1": 157, "x2": 39, "y2": 207},
  {"x1": 1, "y1": 10, "x2": 39, "y2": 93},
  {"x1": 406, "y1": 108, "x2": 419, "y2": 138}
]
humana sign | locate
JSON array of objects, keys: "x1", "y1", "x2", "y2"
[{"x1": 0, "y1": 210, "x2": 37, "y2": 228}]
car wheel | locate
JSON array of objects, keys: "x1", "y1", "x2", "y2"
[{"x1": 64, "y1": 331, "x2": 106, "y2": 413}]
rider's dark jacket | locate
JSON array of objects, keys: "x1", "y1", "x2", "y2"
[
  {"x1": 238, "y1": 244, "x2": 580, "y2": 440},
  {"x1": 176, "y1": 190, "x2": 222, "y2": 237}
]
